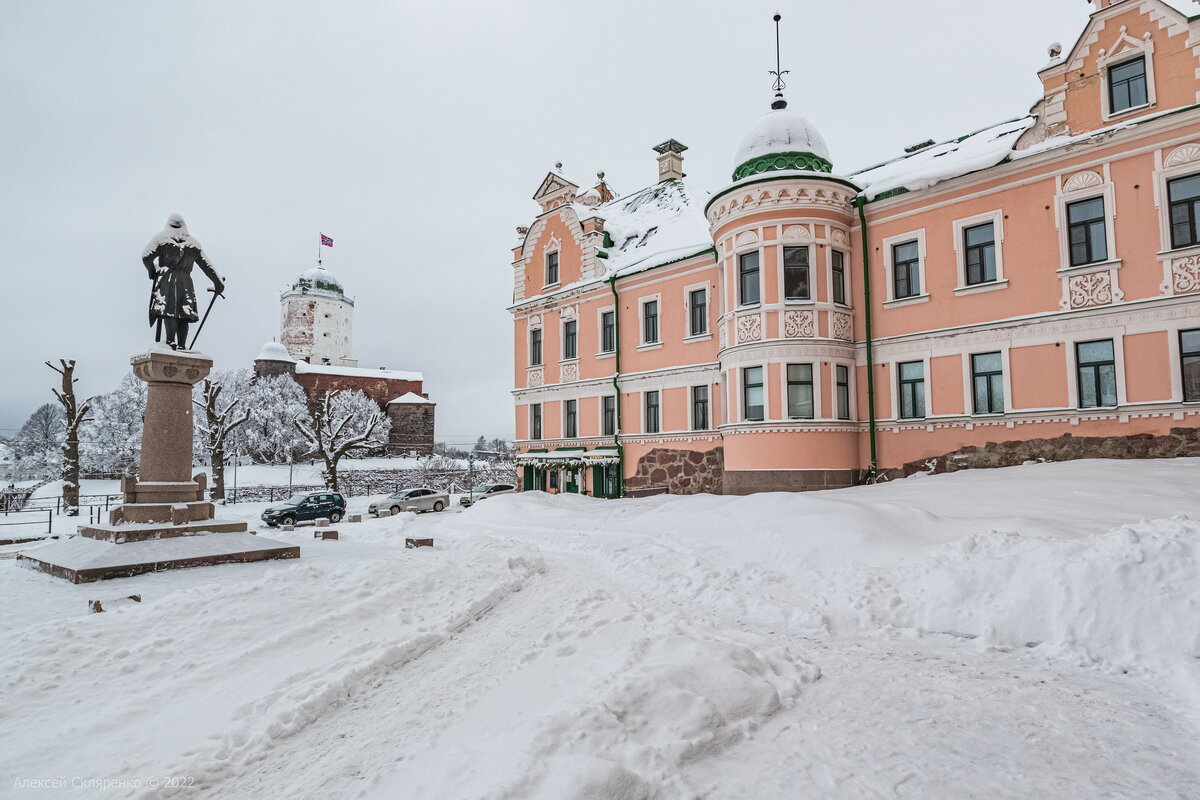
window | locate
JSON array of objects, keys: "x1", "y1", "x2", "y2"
[
  {"x1": 1108, "y1": 56, "x2": 1147, "y2": 115},
  {"x1": 564, "y1": 399, "x2": 577, "y2": 437},
  {"x1": 836, "y1": 364, "x2": 851, "y2": 420},
  {"x1": 738, "y1": 251, "x2": 760, "y2": 305},
  {"x1": 689, "y1": 288, "x2": 708, "y2": 336},
  {"x1": 563, "y1": 320, "x2": 577, "y2": 360},
  {"x1": 786, "y1": 363, "x2": 815, "y2": 419},
  {"x1": 963, "y1": 222, "x2": 996, "y2": 285},
  {"x1": 529, "y1": 328, "x2": 543, "y2": 366},
  {"x1": 642, "y1": 300, "x2": 659, "y2": 344},
  {"x1": 600, "y1": 310, "x2": 616, "y2": 353},
  {"x1": 1076, "y1": 339, "x2": 1117, "y2": 408},
  {"x1": 545, "y1": 251, "x2": 559, "y2": 285},
  {"x1": 644, "y1": 391, "x2": 660, "y2": 433},
  {"x1": 831, "y1": 250, "x2": 846, "y2": 305},
  {"x1": 1183, "y1": 329, "x2": 1200, "y2": 402},
  {"x1": 530, "y1": 404, "x2": 542, "y2": 439},
  {"x1": 1168, "y1": 174, "x2": 1200, "y2": 249},
  {"x1": 897, "y1": 361, "x2": 925, "y2": 419},
  {"x1": 971, "y1": 352, "x2": 1004, "y2": 415},
  {"x1": 743, "y1": 366, "x2": 765, "y2": 421},
  {"x1": 892, "y1": 241, "x2": 921, "y2": 299},
  {"x1": 783, "y1": 246, "x2": 810, "y2": 300},
  {"x1": 691, "y1": 385, "x2": 709, "y2": 430},
  {"x1": 1067, "y1": 197, "x2": 1108, "y2": 266},
  {"x1": 602, "y1": 395, "x2": 616, "y2": 436}
]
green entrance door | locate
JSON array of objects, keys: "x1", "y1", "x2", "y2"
[{"x1": 565, "y1": 469, "x2": 579, "y2": 493}]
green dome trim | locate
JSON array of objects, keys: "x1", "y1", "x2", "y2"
[{"x1": 732, "y1": 151, "x2": 833, "y2": 181}]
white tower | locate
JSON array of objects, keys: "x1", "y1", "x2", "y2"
[{"x1": 279, "y1": 267, "x2": 357, "y2": 366}]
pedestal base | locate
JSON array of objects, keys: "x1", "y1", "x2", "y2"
[
  {"x1": 18, "y1": 527, "x2": 300, "y2": 583},
  {"x1": 79, "y1": 518, "x2": 250, "y2": 543}
]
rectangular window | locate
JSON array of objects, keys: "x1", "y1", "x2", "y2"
[
  {"x1": 600, "y1": 310, "x2": 616, "y2": 353},
  {"x1": 963, "y1": 222, "x2": 997, "y2": 285},
  {"x1": 1067, "y1": 197, "x2": 1108, "y2": 266},
  {"x1": 602, "y1": 395, "x2": 616, "y2": 436},
  {"x1": 897, "y1": 361, "x2": 926, "y2": 419},
  {"x1": 971, "y1": 352, "x2": 1004, "y2": 415},
  {"x1": 786, "y1": 363, "x2": 815, "y2": 419},
  {"x1": 1076, "y1": 339, "x2": 1117, "y2": 408},
  {"x1": 836, "y1": 364, "x2": 850, "y2": 420},
  {"x1": 691, "y1": 385, "x2": 709, "y2": 430},
  {"x1": 892, "y1": 240, "x2": 920, "y2": 299},
  {"x1": 545, "y1": 251, "x2": 559, "y2": 285},
  {"x1": 689, "y1": 288, "x2": 708, "y2": 336},
  {"x1": 743, "y1": 366, "x2": 764, "y2": 421},
  {"x1": 642, "y1": 300, "x2": 659, "y2": 344},
  {"x1": 564, "y1": 399, "x2": 577, "y2": 437},
  {"x1": 530, "y1": 403, "x2": 542, "y2": 440},
  {"x1": 530, "y1": 328, "x2": 542, "y2": 366},
  {"x1": 563, "y1": 320, "x2": 577, "y2": 360},
  {"x1": 1109, "y1": 56, "x2": 1147, "y2": 114},
  {"x1": 783, "y1": 246, "x2": 810, "y2": 300},
  {"x1": 831, "y1": 250, "x2": 846, "y2": 305},
  {"x1": 738, "y1": 251, "x2": 760, "y2": 305},
  {"x1": 644, "y1": 391, "x2": 660, "y2": 433},
  {"x1": 1168, "y1": 174, "x2": 1200, "y2": 250},
  {"x1": 1182, "y1": 329, "x2": 1200, "y2": 402}
]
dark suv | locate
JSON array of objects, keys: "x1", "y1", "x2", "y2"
[{"x1": 261, "y1": 491, "x2": 346, "y2": 527}]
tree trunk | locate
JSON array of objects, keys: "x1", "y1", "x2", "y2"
[
  {"x1": 62, "y1": 433, "x2": 80, "y2": 516},
  {"x1": 211, "y1": 442, "x2": 225, "y2": 501},
  {"x1": 47, "y1": 359, "x2": 90, "y2": 518},
  {"x1": 324, "y1": 455, "x2": 339, "y2": 491}
]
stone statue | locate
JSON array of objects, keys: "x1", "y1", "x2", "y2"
[{"x1": 141, "y1": 214, "x2": 225, "y2": 350}]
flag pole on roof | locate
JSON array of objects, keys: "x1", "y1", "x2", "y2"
[
  {"x1": 318, "y1": 232, "x2": 333, "y2": 266},
  {"x1": 770, "y1": 13, "x2": 788, "y2": 110}
]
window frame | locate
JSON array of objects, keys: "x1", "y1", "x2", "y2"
[
  {"x1": 785, "y1": 363, "x2": 815, "y2": 420},
  {"x1": 544, "y1": 249, "x2": 560, "y2": 287},
  {"x1": 643, "y1": 390, "x2": 661, "y2": 434},
  {"x1": 782, "y1": 245, "x2": 811, "y2": 302},
  {"x1": 835, "y1": 363, "x2": 851, "y2": 420},
  {"x1": 737, "y1": 250, "x2": 762, "y2": 307},
  {"x1": 598, "y1": 307, "x2": 616, "y2": 355},
  {"x1": 1181, "y1": 328, "x2": 1200, "y2": 403},
  {"x1": 952, "y1": 210, "x2": 1007, "y2": 293},
  {"x1": 1066, "y1": 196, "x2": 1109, "y2": 267},
  {"x1": 1108, "y1": 55, "x2": 1149, "y2": 116},
  {"x1": 896, "y1": 360, "x2": 927, "y2": 420},
  {"x1": 601, "y1": 395, "x2": 616, "y2": 436},
  {"x1": 830, "y1": 249, "x2": 848, "y2": 306},
  {"x1": 563, "y1": 398, "x2": 578, "y2": 438},
  {"x1": 639, "y1": 296, "x2": 661, "y2": 347},
  {"x1": 1167, "y1": 173, "x2": 1200, "y2": 250},
  {"x1": 529, "y1": 327, "x2": 543, "y2": 367},
  {"x1": 562, "y1": 319, "x2": 577, "y2": 361},
  {"x1": 1074, "y1": 338, "x2": 1118, "y2": 409},
  {"x1": 742, "y1": 365, "x2": 765, "y2": 422},
  {"x1": 690, "y1": 385, "x2": 710, "y2": 431},
  {"x1": 970, "y1": 351, "x2": 1005, "y2": 416},
  {"x1": 529, "y1": 403, "x2": 542, "y2": 440},
  {"x1": 686, "y1": 285, "x2": 709, "y2": 338},
  {"x1": 882, "y1": 229, "x2": 928, "y2": 306}
]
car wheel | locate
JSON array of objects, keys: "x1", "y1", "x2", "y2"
[
  {"x1": 329, "y1": 511, "x2": 342, "y2": 523},
  {"x1": 391, "y1": 505, "x2": 401, "y2": 515},
  {"x1": 433, "y1": 501, "x2": 444, "y2": 512},
  {"x1": 280, "y1": 515, "x2": 296, "y2": 527}
]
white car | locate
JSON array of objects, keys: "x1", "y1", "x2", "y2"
[
  {"x1": 459, "y1": 483, "x2": 518, "y2": 508},
  {"x1": 368, "y1": 488, "x2": 449, "y2": 515}
]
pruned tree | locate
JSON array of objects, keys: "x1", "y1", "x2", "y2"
[
  {"x1": 294, "y1": 390, "x2": 390, "y2": 491},
  {"x1": 46, "y1": 360, "x2": 92, "y2": 516},
  {"x1": 194, "y1": 377, "x2": 251, "y2": 501}
]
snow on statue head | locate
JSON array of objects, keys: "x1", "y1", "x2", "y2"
[{"x1": 143, "y1": 213, "x2": 201, "y2": 258}]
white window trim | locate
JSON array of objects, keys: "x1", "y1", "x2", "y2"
[
  {"x1": 734, "y1": 242, "x2": 764, "y2": 309},
  {"x1": 560, "y1": 317, "x2": 579, "y2": 363},
  {"x1": 740, "y1": 364, "x2": 766, "y2": 422},
  {"x1": 1170, "y1": 324, "x2": 1200, "y2": 403},
  {"x1": 1054, "y1": 168, "x2": 1118, "y2": 272},
  {"x1": 599, "y1": 395, "x2": 617, "y2": 436},
  {"x1": 595, "y1": 304, "x2": 616, "y2": 358},
  {"x1": 833, "y1": 361, "x2": 855, "y2": 421},
  {"x1": 828, "y1": 246, "x2": 852, "y2": 308},
  {"x1": 1152, "y1": 145, "x2": 1200, "y2": 253},
  {"x1": 962, "y1": 348, "x2": 1011, "y2": 417},
  {"x1": 683, "y1": 282, "x2": 711, "y2": 339},
  {"x1": 782, "y1": 361, "x2": 820, "y2": 420},
  {"x1": 528, "y1": 323, "x2": 544, "y2": 367},
  {"x1": 1066, "y1": 334, "x2": 1126, "y2": 410},
  {"x1": 893, "y1": 357, "x2": 930, "y2": 421},
  {"x1": 529, "y1": 403, "x2": 543, "y2": 440},
  {"x1": 562, "y1": 398, "x2": 578, "y2": 438},
  {"x1": 952, "y1": 210, "x2": 1009, "y2": 293},
  {"x1": 882, "y1": 229, "x2": 927, "y2": 304},
  {"x1": 777, "y1": 241, "x2": 814, "y2": 304},
  {"x1": 642, "y1": 389, "x2": 662, "y2": 434},
  {"x1": 1098, "y1": 34, "x2": 1156, "y2": 123},
  {"x1": 688, "y1": 384, "x2": 712, "y2": 431},
  {"x1": 543, "y1": 244, "x2": 561, "y2": 289},
  {"x1": 639, "y1": 294, "x2": 663, "y2": 346}
]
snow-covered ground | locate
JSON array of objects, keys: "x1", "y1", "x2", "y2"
[{"x1": 2, "y1": 459, "x2": 1199, "y2": 798}]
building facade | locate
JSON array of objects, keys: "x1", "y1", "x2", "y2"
[{"x1": 510, "y1": 0, "x2": 1200, "y2": 497}]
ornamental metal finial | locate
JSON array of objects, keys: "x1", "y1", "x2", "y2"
[{"x1": 770, "y1": 12, "x2": 788, "y2": 110}]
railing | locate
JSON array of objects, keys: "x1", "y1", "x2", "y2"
[
  {"x1": 226, "y1": 464, "x2": 518, "y2": 503},
  {"x1": 0, "y1": 508, "x2": 53, "y2": 543}
]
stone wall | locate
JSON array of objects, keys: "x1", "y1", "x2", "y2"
[
  {"x1": 388, "y1": 402, "x2": 436, "y2": 456},
  {"x1": 723, "y1": 468, "x2": 860, "y2": 495},
  {"x1": 625, "y1": 447, "x2": 723, "y2": 495},
  {"x1": 293, "y1": 372, "x2": 424, "y2": 411},
  {"x1": 876, "y1": 427, "x2": 1200, "y2": 481}
]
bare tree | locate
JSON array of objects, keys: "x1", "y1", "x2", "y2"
[
  {"x1": 294, "y1": 391, "x2": 388, "y2": 491},
  {"x1": 46, "y1": 360, "x2": 92, "y2": 516},
  {"x1": 194, "y1": 378, "x2": 250, "y2": 501}
]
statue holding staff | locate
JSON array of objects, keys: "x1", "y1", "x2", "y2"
[{"x1": 141, "y1": 214, "x2": 225, "y2": 350}]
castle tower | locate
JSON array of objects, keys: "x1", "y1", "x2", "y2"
[{"x1": 279, "y1": 267, "x2": 357, "y2": 367}]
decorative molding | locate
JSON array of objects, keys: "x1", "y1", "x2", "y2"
[
  {"x1": 736, "y1": 314, "x2": 762, "y2": 343},
  {"x1": 1062, "y1": 170, "x2": 1104, "y2": 192},
  {"x1": 732, "y1": 151, "x2": 834, "y2": 181},
  {"x1": 719, "y1": 323, "x2": 728, "y2": 349},
  {"x1": 734, "y1": 230, "x2": 759, "y2": 247},
  {"x1": 1171, "y1": 254, "x2": 1200, "y2": 294},
  {"x1": 528, "y1": 314, "x2": 542, "y2": 328},
  {"x1": 527, "y1": 368, "x2": 543, "y2": 388},
  {"x1": 559, "y1": 304, "x2": 576, "y2": 320},
  {"x1": 561, "y1": 362, "x2": 579, "y2": 383},
  {"x1": 782, "y1": 225, "x2": 813, "y2": 243},
  {"x1": 1067, "y1": 272, "x2": 1115, "y2": 309},
  {"x1": 831, "y1": 229, "x2": 849, "y2": 246},
  {"x1": 1164, "y1": 143, "x2": 1200, "y2": 168},
  {"x1": 831, "y1": 312, "x2": 852, "y2": 341},
  {"x1": 783, "y1": 309, "x2": 815, "y2": 338}
]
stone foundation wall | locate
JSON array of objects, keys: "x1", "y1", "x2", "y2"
[
  {"x1": 723, "y1": 469, "x2": 861, "y2": 495},
  {"x1": 625, "y1": 447, "x2": 723, "y2": 495},
  {"x1": 876, "y1": 427, "x2": 1200, "y2": 481}
]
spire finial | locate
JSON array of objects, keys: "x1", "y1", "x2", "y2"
[{"x1": 770, "y1": 12, "x2": 788, "y2": 110}]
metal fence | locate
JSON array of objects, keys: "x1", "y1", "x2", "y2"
[
  {"x1": 0, "y1": 508, "x2": 54, "y2": 543},
  {"x1": 226, "y1": 463, "x2": 518, "y2": 504}
]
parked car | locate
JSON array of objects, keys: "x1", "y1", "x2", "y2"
[
  {"x1": 261, "y1": 491, "x2": 346, "y2": 527},
  {"x1": 369, "y1": 487, "x2": 449, "y2": 516},
  {"x1": 459, "y1": 483, "x2": 517, "y2": 508}
]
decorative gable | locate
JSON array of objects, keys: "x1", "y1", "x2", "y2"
[{"x1": 533, "y1": 167, "x2": 580, "y2": 213}]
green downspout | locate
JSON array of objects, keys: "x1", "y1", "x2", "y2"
[
  {"x1": 607, "y1": 275, "x2": 625, "y2": 498},
  {"x1": 854, "y1": 197, "x2": 878, "y2": 478}
]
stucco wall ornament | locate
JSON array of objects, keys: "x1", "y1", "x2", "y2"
[
  {"x1": 561, "y1": 362, "x2": 579, "y2": 383},
  {"x1": 527, "y1": 368, "x2": 544, "y2": 388},
  {"x1": 1062, "y1": 170, "x2": 1104, "y2": 192},
  {"x1": 1172, "y1": 254, "x2": 1200, "y2": 293},
  {"x1": 782, "y1": 225, "x2": 813, "y2": 242},
  {"x1": 1067, "y1": 272, "x2": 1114, "y2": 309},
  {"x1": 831, "y1": 312, "x2": 852, "y2": 341},
  {"x1": 783, "y1": 310, "x2": 815, "y2": 338},
  {"x1": 736, "y1": 314, "x2": 762, "y2": 343},
  {"x1": 734, "y1": 231, "x2": 759, "y2": 247},
  {"x1": 1165, "y1": 144, "x2": 1200, "y2": 168}
]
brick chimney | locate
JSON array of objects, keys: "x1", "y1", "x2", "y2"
[{"x1": 653, "y1": 139, "x2": 687, "y2": 181}]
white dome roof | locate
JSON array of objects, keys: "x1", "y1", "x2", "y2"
[
  {"x1": 255, "y1": 341, "x2": 294, "y2": 362},
  {"x1": 295, "y1": 266, "x2": 344, "y2": 293},
  {"x1": 734, "y1": 107, "x2": 831, "y2": 171}
]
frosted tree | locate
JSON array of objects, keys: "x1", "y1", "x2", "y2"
[
  {"x1": 294, "y1": 390, "x2": 390, "y2": 491},
  {"x1": 239, "y1": 374, "x2": 311, "y2": 465},
  {"x1": 83, "y1": 374, "x2": 147, "y2": 477},
  {"x1": 193, "y1": 372, "x2": 251, "y2": 501},
  {"x1": 9, "y1": 403, "x2": 65, "y2": 480},
  {"x1": 46, "y1": 360, "x2": 92, "y2": 516}
]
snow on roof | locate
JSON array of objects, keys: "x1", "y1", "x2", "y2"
[
  {"x1": 850, "y1": 117, "x2": 1034, "y2": 201},
  {"x1": 255, "y1": 341, "x2": 294, "y2": 362},
  {"x1": 734, "y1": 106, "x2": 831, "y2": 169},
  {"x1": 293, "y1": 266, "x2": 344, "y2": 294},
  {"x1": 591, "y1": 179, "x2": 713, "y2": 277},
  {"x1": 387, "y1": 392, "x2": 434, "y2": 405},
  {"x1": 295, "y1": 361, "x2": 423, "y2": 382}
]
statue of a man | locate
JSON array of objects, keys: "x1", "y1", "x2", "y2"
[{"x1": 141, "y1": 214, "x2": 224, "y2": 350}]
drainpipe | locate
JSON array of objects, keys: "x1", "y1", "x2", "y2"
[
  {"x1": 854, "y1": 197, "x2": 879, "y2": 478},
  {"x1": 607, "y1": 275, "x2": 625, "y2": 498}
]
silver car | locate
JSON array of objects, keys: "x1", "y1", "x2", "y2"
[
  {"x1": 459, "y1": 483, "x2": 518, "y2": 508},
  {"x1": 369, "y1": 488, "x2": 449, "y2": 515}
]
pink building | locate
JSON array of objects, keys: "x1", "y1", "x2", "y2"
[{"x1": 510, "y1": 0, "x2": 1200, "y2": 497}]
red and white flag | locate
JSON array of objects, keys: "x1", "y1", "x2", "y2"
[{"x1": 320, "y1": 233, "x2": 334, "y2": 247}]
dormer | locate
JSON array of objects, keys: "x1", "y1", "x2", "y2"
[
  {"x1": 533, "y1": 164, "x2": 580, "y2": 212},
  {"x1": 1017, "y1": 0, "x2": 1200, "y2": 149}
]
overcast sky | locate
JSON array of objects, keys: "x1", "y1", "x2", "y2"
[{"x1": 0, "y1": 0, "x2": 1090, "y2": 446}]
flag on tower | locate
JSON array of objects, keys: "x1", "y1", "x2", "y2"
[{"x1": 320, "y1": 233, "x2": 334, "y2": 247}]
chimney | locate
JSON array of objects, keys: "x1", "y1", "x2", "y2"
[{"x1": 653, "y1": 139, "x2": 687, "y2": 181}]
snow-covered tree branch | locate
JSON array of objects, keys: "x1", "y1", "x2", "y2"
[
  {"x1": 193, "y1": 373, "x2": 251, "y2": 501},
  {"x1": 293, "y1": 390, "x2": 390, "y2": 491}
]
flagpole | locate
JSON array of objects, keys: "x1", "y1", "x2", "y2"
[{"x1": 318, "y1": 233, "x2": 322, "y2": 267}]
